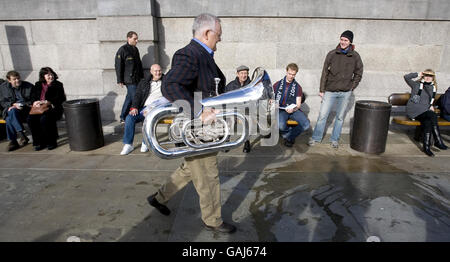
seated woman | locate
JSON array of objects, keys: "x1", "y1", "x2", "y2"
[
  {"x1": 27, "y1": 67, "x2": 66, "y2": 150},
  {"x1": 404, "y1": 69, "x2": 447, "y2": 157}
]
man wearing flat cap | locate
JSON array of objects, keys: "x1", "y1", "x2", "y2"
[
  {"x1": 224, "y1": 65, "x2": 251, "y2": 93},
  {"x1": 224, "y1": 65, "x2": 252, "y2": 152},
  {"x1": 308, "y1": 30, "x2": 364, "y2": 149}
]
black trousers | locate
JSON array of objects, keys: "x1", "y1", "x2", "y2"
[
  {"x1": 27, "y1": 111, "x2": 58, "y2": 147},
  {"x1": 415, "y1": 110, "x2": 438, "y2": 133}
]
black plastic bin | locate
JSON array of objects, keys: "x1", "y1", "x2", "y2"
[
  {"x1": 62, "y1": 99, "x2": 104, "y2": 151},
  {"x1": 350, "y1": 100, "x2": 392, "y2": 154}
]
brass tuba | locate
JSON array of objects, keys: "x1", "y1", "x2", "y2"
[{"x1": 142, "y1": 67, "x2": 273, "y2": 159}]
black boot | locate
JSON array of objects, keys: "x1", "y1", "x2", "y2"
[
  {"x1": 423, "y1": 132, "x2": 434, "y2": 157},
  {"x1": 243, "y1": 140, "x2": 251, "y2": 153},
  {"x1": 147, "y1": 193, "x2": 171, "y2": 216},
  {"x1": 431, "y1": 125, "x2": 448, "y2": 150}
]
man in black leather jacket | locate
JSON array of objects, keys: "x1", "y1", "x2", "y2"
[{"x1": 115, "y1": 31, "x2": 144, "y2": 123}]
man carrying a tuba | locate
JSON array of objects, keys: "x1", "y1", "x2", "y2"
[{"x1": 146, "y1": 13, "x2": 236, "y2": 234}]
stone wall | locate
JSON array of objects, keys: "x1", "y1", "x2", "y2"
[
  {"x1": 1, "y1": 0, "x2": 449, "y2": 128},
  {"x1": 151, "y1": 0, "x2": 450, "y2": 132},
  {"x1": 0, "y1": 0, "x2": 158, "y2": 122}
]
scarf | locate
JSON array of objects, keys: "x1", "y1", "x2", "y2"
[
  {"x1": 340, "y1": 46, "x2": 351, "y2": 54},
  {"x1": 275, "y1": 77, "x2": 298, "y2": 106},
  {"x1": 416, "y1": 80, "x2": 436, "y2": 105},
  {"x1": 40, "y1": 83, "x2": 49, "y2": 101}
]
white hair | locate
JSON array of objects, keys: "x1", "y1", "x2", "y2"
[{"x1": 192, "y1": 13, "x2": 221, "y2": 37}]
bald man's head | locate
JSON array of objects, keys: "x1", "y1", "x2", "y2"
[{"x1": 150, "y1": 64, "x2": 162, "y2": 81}]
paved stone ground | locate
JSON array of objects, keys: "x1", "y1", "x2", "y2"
[{"x1": 0, "y1": 124, "x2": 449, "y2": 242}]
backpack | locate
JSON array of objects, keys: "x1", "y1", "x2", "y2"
[{"x1": 440, "y1": 87, "x2": 450, "y2": 115}]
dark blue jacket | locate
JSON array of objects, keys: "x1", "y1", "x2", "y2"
[
  {"x1": 0, "y1": 80, "x2": 34, "y2": 119},
  {"x1": 161, "y1": 39, "x2": 226, "y2": 117},
  {"x1": 225, "y1": 77, "x2": 251, "y2": 93},
  {"x1": 439, "y1": 87, "x2": 450, "y2": 116},
  {"x1": 131, "y1": 74, "x2": 164, "y2": 110}
]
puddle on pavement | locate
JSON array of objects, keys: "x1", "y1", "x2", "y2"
[{"x1": 249, "y1": 154, "x2": 449, "y2": 241}]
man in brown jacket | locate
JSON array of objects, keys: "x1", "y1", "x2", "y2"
[{"x1": 308, "y1": 30, "x2": 363, "y2": 148}]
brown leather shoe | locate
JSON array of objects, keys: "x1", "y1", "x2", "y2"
[
  {"x1": 204, "y1": 222, "x2": 237, "y2": 234},
  {"x1": 284, "y1": 139, "x2": 294, "y2": 147},
  {"x1": 7, "y1": 140, "x2": 20, "y2": 152},
  {"x1": 243, "y1": 140, "x2": 251, "y2": 153}
]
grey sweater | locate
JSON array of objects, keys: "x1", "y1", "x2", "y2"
[{"x1": 404, "y1": 72, "x2": 435, "y2": 119}]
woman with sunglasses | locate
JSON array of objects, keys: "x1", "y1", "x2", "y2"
[{"x1": 404, "y1": 69, "x2": 447, "y2": 156}]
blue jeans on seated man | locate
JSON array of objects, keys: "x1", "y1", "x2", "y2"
[
  {"x1": 279, "y1": 109, "x2": 310, "y2": 142},
  {"x1": 442, "y1": 113, "x2": 450, "y2": 122},
  {"x1": 6, "y1": 108, "x2": 26, "y2": 141},
  {"x1": 311, "y1": 91, "x2": 352, "y2": 143},
  {"x1": 123, "y1": 112, "x2": 145, "y2": 145},
  {"x1": 120, "y1": 84, "x2": 137, "y2": 121}
]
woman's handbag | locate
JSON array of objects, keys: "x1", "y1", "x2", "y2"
[{"x1": 29, "y1": 103, "x2": 50, "y2": 115}]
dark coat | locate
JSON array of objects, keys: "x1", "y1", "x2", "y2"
[
  {"x1": 404, "y1": 72, "x2": 436, "y2": 119},
  {"x1": 161, "y1": 39, "x2": 226, "y2": 116},
  {"x1": 0, "y1": 80, "x2": 34, "y2": 119},
  {"x1": 439, "y1": 87, "x2": 450, "y2": 116},
  {"x1": 320, "y1": 44, "x2": 364, "y2": 93},
  {"x1": 115, "y1": 43, "x2": 144, "y2": 85},
  {"x1": 131, "y1": 74, "x2": 164, "y2": 110},
  {"x1": 224, "y1": 77, "x2": 251, "y2": 93},
  {"x1": 31, "y1": 80, "x2": 67, "y2": 121}
]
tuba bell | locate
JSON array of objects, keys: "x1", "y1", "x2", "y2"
[{"x1": 142, "y1": 67, "x2": 274, "y2": 159}]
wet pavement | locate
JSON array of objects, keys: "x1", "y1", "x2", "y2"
[{"x1": 0, "y1": 124, "x2": 449, "y2": 242}]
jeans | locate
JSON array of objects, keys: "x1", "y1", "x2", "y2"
[
  {"x1": 6, "y1": 108, "x2": 25, "y2": 141},
  {"x1": 279, "y1": 110, "x2": 310, "y2": 142},
  {"x1": 120, "y1": 84, "x2": 137, "y2": 120},
  {"x1": 123, "y1": 113, "x2": 145, "y2": 145},
  {"x1": 311, "y1": 91, "x2": 352, "y2": 142}
]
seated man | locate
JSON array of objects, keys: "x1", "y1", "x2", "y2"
[
  {"x1": 225, "y1": 65, "x2": 251, "y2": 92},
  {"x1": 437, "y1": 86, "x2": 450, "y2": 121},
  {"x1": 120, "y1": 64, "x2": 164, "y2": 155},
  {"x1": 0, "y1": 79, "x2": 4, "y2": 113},
  {"x1": 0, "y1": 71, "x2": 33, "y2": 151},
  {"x1": 273, "y1": 63, "x2": 310, "y2": 147},
  {"x1": 225, "y1": 65, "x2": 252, "y2": 152}
]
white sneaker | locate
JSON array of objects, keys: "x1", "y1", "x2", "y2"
[
  {"x1": 140, "y1": 142, "x2": 149, "y2": 153},
  {"x1": 331, "y1": 141, "x2": 339, "y2": 149},
  {"x1": 308, "y1": 138, "x2": 317, "y2": 146},
  {"x1": 120, "y1": 144, "x2": 134, "y2": 155}
]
